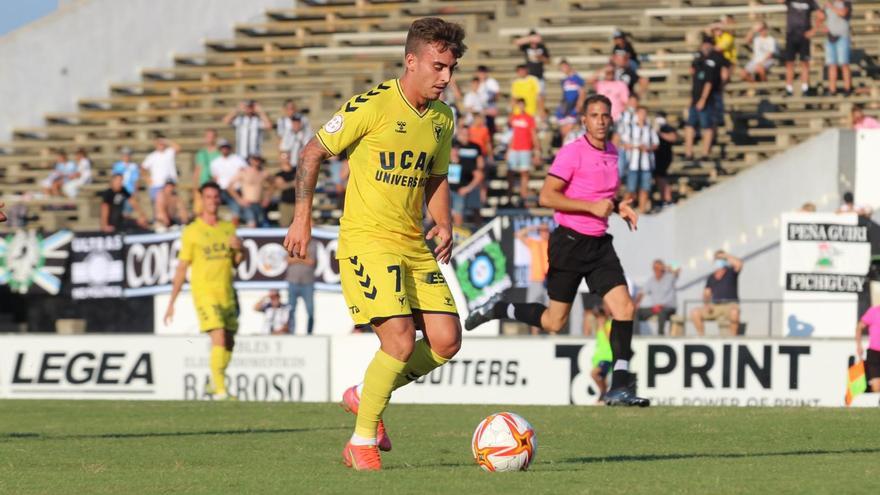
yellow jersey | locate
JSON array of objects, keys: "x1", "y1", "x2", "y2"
[
  {"x1": 315, "y1": 78, "x2": 454, "y2": 259},
  {"x1": 178, "y1": 218, "x2": 237, "y2": 299},
  {"x1": 511, "y1": 75, "x2": 541, "y2": 116}
]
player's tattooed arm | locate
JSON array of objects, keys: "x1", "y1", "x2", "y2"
[{"x1": 284, "y1": 138, "x2": 331, "y2": 258}]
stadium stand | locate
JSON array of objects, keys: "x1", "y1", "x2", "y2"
[{"x1": 1, "y1": 0, "x2": 880, "y2": 231}]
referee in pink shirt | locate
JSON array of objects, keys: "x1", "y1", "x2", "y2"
[{"x1": 466, "y1": 94, "x2": 648, "y2": 406}]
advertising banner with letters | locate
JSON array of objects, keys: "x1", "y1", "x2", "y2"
[
  {"x1": 123, "y1": 227, "x2": 341, "y2": 297},
  {"x1": 70, "y1": 232, "x2": 125, "y2": 299},
  {"x1": 0, "y1": 335, "x2": 329, "y2": 402},
  {"x1": 0, "y1": 335, "x2": 863, "y2": 407},
  {"x1": 779, "y1": 213, "x2": 871, "y2": 338}
]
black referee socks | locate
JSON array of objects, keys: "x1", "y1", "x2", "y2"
[
  {"x1": 492, "y1": 302, "x2": 547, "y2": 328},
  {"x1": 610, "y1": 319, "x2": 634, "y2": 389}
]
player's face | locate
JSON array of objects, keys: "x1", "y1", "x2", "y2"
[
  {"x1": 201, "y1": 187, "x2": 221, "y2": 215},
  {"x1": 583, "y1": 102, "x2": 612, "y2": 142},
  {"x1": 408, "y1": 42, "x2": 458, "y2": 101}
]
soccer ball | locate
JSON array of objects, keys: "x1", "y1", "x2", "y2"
[{"x1": 471, "y1": 412, "x2": 537, "y2": 472}]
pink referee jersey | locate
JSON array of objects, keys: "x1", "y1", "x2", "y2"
[
  {"x1": 861, "y1": 306, "x2": 880, "y2": 351},
  {"x1": 547, "y1": 137, "x2": 619, "y2": 237}
]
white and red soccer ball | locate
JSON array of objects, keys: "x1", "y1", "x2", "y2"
[{"x1": 471, "y1": 412, "x2": 537, "y2": 472}]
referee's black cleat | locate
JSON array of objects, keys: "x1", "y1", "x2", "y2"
[
  {"x1": 464, "y1": 296, "x2": 501, "y2": 331},
  {"x1": 604, "y1": 387, "x2": 651, "y2": 407}
]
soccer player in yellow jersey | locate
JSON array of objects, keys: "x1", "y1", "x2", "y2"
[
  {"x1": 283, "y1": 17, "x2": 466, "y2": 471},
  {"x1": 164, "y1": 182, "x2": 244, "y2": 400}
]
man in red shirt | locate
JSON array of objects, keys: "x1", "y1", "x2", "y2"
[{"x1": 507, "y1": 98, "x2": 541, "y2": 203}]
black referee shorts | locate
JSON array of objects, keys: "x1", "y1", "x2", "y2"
[
  {"x1": 867, "y1": 349, "x2": 880, "y2": 382},
  {"x1": 546, "y1": 226, "x2": 628, "y2": 304}
]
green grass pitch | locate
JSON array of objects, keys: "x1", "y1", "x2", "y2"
[{"x1": 1, "y1": 401, "x2": 878, "y2": 494}]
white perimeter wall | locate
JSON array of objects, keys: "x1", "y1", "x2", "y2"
[
  {"x1": 608, "y1": 130, "x2": 847, "y2": 336},
  {"x1": 0, "y1": 0, "x2": 292, "y2": 141}
]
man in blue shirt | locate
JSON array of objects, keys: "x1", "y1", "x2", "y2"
[
  {"x1": 556, "y1": 59, "x2": 586, "y2": 139},
  {"x1": 111, "y1": 147, "x2": 140, "y2": 195}
]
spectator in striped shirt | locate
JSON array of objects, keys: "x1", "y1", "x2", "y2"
[
  {"x1": 276, "y1": 99, "x2": 311, "y2": 153},
  {"x1": 223, "y1": 100, "x2": 272, "y2": 158},
  {"x1": 280, "y1": 113, "x2": 312, "y2": 168},
  {"x1": 622, "y1": 107, "x2": 658, "y2": 213}
]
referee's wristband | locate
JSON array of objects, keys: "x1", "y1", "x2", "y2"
[{"x1": 612, "y1": 198, "x2": 621, "y2": 214}]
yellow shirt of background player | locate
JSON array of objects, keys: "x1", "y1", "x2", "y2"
[
  {"x1": 178, "y1": 217, "x2": 237, "y2": 300},
  {"x1": 315, "y1": 79, "x2": 454, "y2": 259}
]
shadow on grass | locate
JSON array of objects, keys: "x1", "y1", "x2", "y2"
[
  {"x1": 0, "y1": 426, "x2": 347, "y2": 442},
  {"x1": 559, "y1": 447, "x2": 880, "y2": 466}
]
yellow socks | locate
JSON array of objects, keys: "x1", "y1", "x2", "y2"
[
  {"x1": 354, "y1": 350, "x2": 407, "y2": 439},
  {"x1": 209, "y1": 345, "x2": 228, "y2": 395},
  {"x1": 392, "y1": 339, "x2": 449, "y2": 391}
]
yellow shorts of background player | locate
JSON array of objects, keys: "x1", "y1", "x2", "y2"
[
  {"x1": 194, "y1": 295, "x2": 239, "y2": 332},
  {"x1": 340, "y1": 249, "x2": 458, "y2": 327}
]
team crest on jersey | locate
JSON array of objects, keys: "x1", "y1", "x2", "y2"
[
  {"x1": 396, "y1": 121, "x2": 407, "y2": 134},
  {"x1": 432, "y1": 122, "x2": 443, "y2": 142},
  {"x1": 324, "y1": 115, "x2": 344, "y2": 134}
]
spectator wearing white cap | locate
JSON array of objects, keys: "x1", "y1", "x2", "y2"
[{"x1": 209, "y1": 138, "x2": 247, "y2": 225}]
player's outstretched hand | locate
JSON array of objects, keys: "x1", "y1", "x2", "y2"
[
  {"x1": 618, "y1": 197, "x2": 639, "y2": 231},
  {"x1": 283, "y1": 216, "x2": 311, "y2": 258},
  {"x1": 163, "y1": 304, "x2": 174, "y2": 326},
  {"x1": 0, "y1": 202, "x2": 6, "y2": 223},
  {"x1": 426, "y1": 222, "x2": 453, "y2": 264}
]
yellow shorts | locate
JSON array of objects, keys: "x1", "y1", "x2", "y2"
[
  {"x1": 194, "y1": 296, "x2": 239, "y2": 333},
  {"x1": 340, "y1": 249, "x2": 458, "y2": 327}
]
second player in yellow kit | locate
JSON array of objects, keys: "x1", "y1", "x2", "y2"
[
  {"x1": 178, "y1": 217, "x2": 239, "y2": 332},
  {"x1": 315, "y1": 78, "x2": 458, "y2": 325}
]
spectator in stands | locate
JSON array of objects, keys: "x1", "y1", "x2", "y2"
[
  {"x1": 326, "y1": 155, "x2": 349, "y2": 210},
  {"x1": 622, "y1": 107, "x2": 658, "y2": 213},
  {"x1": 100, "y1": 173, "x2": 147, "y2": 233},
  {"x1": 112, "y1": 147, "x2": 140, "y2": 195},
  {"x1": 274, "y1": 152, "x2": 296, "y2": 227},
  {"x1": 684, "y1": 37, "x2": 722, "y2": 164},
  {"x1": 276, "y1": 99, "x2": 311, "y2": 142},
  {"x1": 280, "y1": 113, "x2": 312, "y2": 168},
  {"x1": 0, "y1": 201, "x2": 5, "y2": 223},
  {"x1": 708, "y1": 15, "x2": 737, "y2": 66},
  {"x1": 800, "y1": 201, "x2": 818, "y2": 212},
  {"x1": 193, "y1": 130, "x2": 220, "y2": 190},
  {"x1": 441, "y1": 78, "x2": 463, "y2": 122},
  {"x1": 507, "y1": 98, "x2": 541, "y2": 203},
  {"x1": 851, "y1": 105, "x2": 880, "y2": 129},
  {"x1": 462, "y1": 77, "x2": 485, "y2": 124},
  {"x1": 514, "y1": 29, "x2": 550, "y2": 105},
  {"x1": 154, "y1": 180, "x2": 189, "y2": 230},
  {"x1": 856, "y1": 303, "x2": 880, "y2": 392},
  {"x1": 476, "y1": 65, "x2": 501, "y2": 136},
  {"x1": 230, "y1": 155, "x2": 270, "y2": 228},
  {"x1": 556, "y1": 59, "x2": 586, "y2": 141},
  {"x1": 210, "y1": 139, "x2": 247, "y2": 225},
  {"x1": 469, "y1": 114, "x2": 494, "y2": 203},
  {"x1": 594, "y1": 64, "x2": 629, "y2": 122},
  {"x1": 516, "y1": 223, "x2": 550, "y2": 335},
  {"x1": 616, "y1": 94, "x2": 639, "y2": 179},
  {"x1": 142, "y1": 136, "x2": 180, "y2": 203},
  {"x1": 254, "y1": 290, "x2": 291, "y2": 335},
  {"x1": 741, "y1": 22, "x2": 778, "y2": 84},
  {"x1": 837, "y1": 191, "x2": 873, "y2": 217},
  {"x1": 450, "y1": 126, "x2": 484, "y2": 226},
  {"x1": 635, "y1": 259, "x2": 680, "y2": 335},
  {"x1": 59, "y1": 148, "x2": 92, "y2": 198},
  {"x1": 223, "y1": 99, "x2": 272, "y2": 158},
  {"x1": 612, "y1": 52, "x2": 640, "y2": 97},
  {"x1": 783, "y1": 0, "x2": 824, "y2": 96},
  {"x1": 42, "y1": 150, "x2": 76, "y2": 197},
  {"x1": 653, "y1": 112, "x2": 678, "y2": 208},
  {"x1": 610, "y1": 29, "x2": 639, "y2": 71},
  {"x1": 511, "y1": 64, "x2": 541, "y2": 118},
  {"x1": 690, "y1": 250, "x2": 743, "y2": 336},
  {"x1": 286, "y1": 239, "x2": 317, "y2": 335},
  {"x1": 824, "y1": 0, "x2": 852, "y2": 95}
]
